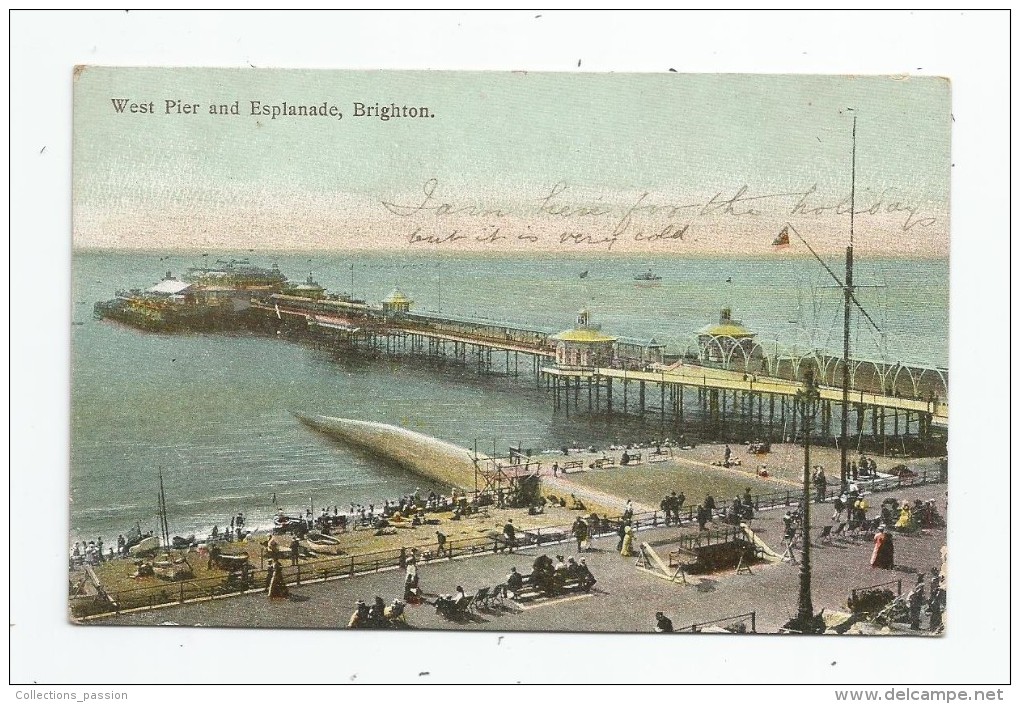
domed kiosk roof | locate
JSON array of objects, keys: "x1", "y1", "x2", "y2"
[
  {"x1": 553, "y1": 307, "x2": 617, "y2": 343},
  {"x1": 383, "y1": 288, "x2": 414, "y2": 305},
  {"x1": 698, "y1": 307, "x2": 755, "y2": 338},
  {"x1": 553, "y1": 328, "x2": 617, "y2": 343}
]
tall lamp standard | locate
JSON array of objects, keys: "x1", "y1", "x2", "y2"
[{"x1": 786, "y1": 367, "x2": 825, "y2": 633}]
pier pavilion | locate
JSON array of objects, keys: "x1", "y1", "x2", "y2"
[
  {"x1": 697, "y1": 307, "x2": 760, "y2": 368},
  {"x1": 551, "y1": 308, "x2": 616, "y2": 369},
  {"x1": 381, "y1": 288, "x2": 414, "y2": 315}
]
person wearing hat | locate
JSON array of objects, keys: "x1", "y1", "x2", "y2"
[
  {"x1": 655, "y1": 611, "x2": 674, "y2": 633},
  {"x1": 369, "y1": 596, "x2": 388, "y2": 628},
  {"x1": 385, "y1": 599, "x2": 407, "y2": 628},
  {"x1": 571, "y1": 516, "x2": 589, "y2": 552},
  {"x1": 908, "y1": 574, "x2": 926, "y2": 630},
  {"x1": 504, "y1": 566, "x2": 524, "y2": 599},
  {"x1": 266, "y1": 555, "x2": 289, "y2": 600},
  {"x1": 871, "y1": 524, "x2": 894, "y2": 569},
  {"x1": 782, "y1": 511, "x2": 796, "y2": 541},
  {"x1": 403, "y1": 560, "x2": 421, "y2": 603},
  {"x1": 502, "y1": 519, "x2": 516, "y2": 553},
  {"x1": 927, "y1": 568, "x2": 946, "y2": 632},
  {"x1": 347, "y1": 600, "x2": 370, "y2": 628},
  {"x1": 577, "y1": 557, "x2": 597, "y2": 590}
]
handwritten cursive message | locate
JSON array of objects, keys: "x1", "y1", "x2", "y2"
[{"x1": 381, "y1": 179, "x2": 938, "y2": 251}]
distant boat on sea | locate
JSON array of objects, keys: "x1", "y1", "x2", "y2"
[
  {"x1": 634, "y1": 270, "x2": 662, "y2": 283},
  {"x1": 579, "y1": 270, "x2": 589, "y2": 279}
]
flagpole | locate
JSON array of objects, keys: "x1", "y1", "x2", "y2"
[{"x1": 840, "y1": 115, "x2": 856, "y2": 487}]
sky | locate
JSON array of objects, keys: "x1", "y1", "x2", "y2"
[{"x1": 73, "y1": 68, "x2": 951, "y2": 255}]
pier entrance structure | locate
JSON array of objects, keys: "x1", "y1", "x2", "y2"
[{"x1": 542, "y1": 307, "x2": 947, "y2": 453}]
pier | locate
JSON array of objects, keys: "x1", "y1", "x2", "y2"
[
  {"x1": 94, "y1": 263, "x2": 948, "y2": 455},
  {"x1": 242, "y1": 292, "x2": 947, "y2": 454}
]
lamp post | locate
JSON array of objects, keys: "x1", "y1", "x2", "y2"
[{"x1": 793, "y1": 367, "x2": 822, "y2": 632}]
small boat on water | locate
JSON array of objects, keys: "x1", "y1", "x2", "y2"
[
  {"x1": 579, "y1": 270, "x2": 589, "y2": 279},
  {"x1": 634, "y1": 270, "x2": 662, "y2": 282}
]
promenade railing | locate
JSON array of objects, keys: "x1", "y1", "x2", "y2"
[
  {"x1": 850, "y1": 578, "x2": 903, "y2": 603},
  {"x1": 676, "y1": 611, "x2": 757, "y2": 633},
  {"x1": 77, "y1": 507, "x2": 671, "y2": 619}
]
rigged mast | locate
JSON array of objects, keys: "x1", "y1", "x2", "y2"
[
  {"x1": 840, "y1": 115, "x2": 857, "y2": 487},
  {"x1": 158, "y1": 469, "x2": 171, "y2": 555}
]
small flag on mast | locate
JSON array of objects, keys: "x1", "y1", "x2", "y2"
[{"x1": 772, "y1": 226, "x2": 791, "y2": 250}]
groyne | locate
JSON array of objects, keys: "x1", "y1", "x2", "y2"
[{"x1": 294, "y1": 413, "x2": 481, "y2": 491}]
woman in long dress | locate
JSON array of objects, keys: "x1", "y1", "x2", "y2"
[
  {"x1": 620, "y1": 525, "x2": 634, "y2": 557},
  {"x1": 267, "y1": 558, "x2": 289, "y2": 599},
  {"x1": 895, "y1": 504, "x2": 916, "y2": 532},
  {"x1": 870, "y1": 526, "x2": 894, "y2": 569}
]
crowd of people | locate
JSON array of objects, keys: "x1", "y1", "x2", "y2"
[
  {"x1": 908, "y1": 567, "x2": 947, "y2": 632},
  {"x1": 71, "y1": 529, "x2": 156, "y2": 567},
  {"x1": 70, "y1": 539, "x2": 113, "y2": 566},
  {"x1": 344, "y1": 548, "x2": 600, "y2": 628},
  {"x1": 658, "y1": 491, "x2": 687, "y2": 525},
  {"x1": 562, "y1": 436, "x2": 688, "y2": 455}
]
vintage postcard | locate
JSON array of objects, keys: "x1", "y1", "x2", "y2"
[{"x1": 71, "y1": 68, "x2": 949, "y2": 637}]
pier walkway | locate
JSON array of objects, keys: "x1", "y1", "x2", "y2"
[
  {"x1": 252, "y1": 294, "x2": 947, "y2": 447},
  {"x1": 543, "y1": 363, "x2": 949, "y2": 425}
]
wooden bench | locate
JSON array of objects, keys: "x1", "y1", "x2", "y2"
[
  {"x1": 561, "y1": 460, "x2": 584, "y2": 474},
  {"x1": 512, "y1": 573, "x2": 593, "y2": 603},
  {"x1": 513, "y1": 576, "x2": 543, "y2": 602}
]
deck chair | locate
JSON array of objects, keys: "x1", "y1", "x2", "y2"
[
  {"x1": 857, "y1": 518, "x2": 880, "y2": 540},
  {"x1": 469, "y1": 587, "x2": 489, "y2": 611},
  {"x1": 486, "y1": 584, "x2": 507, "y2": 608},
  {"x1": 817, "y1": 525, "x2": 833, "y2": 544}
]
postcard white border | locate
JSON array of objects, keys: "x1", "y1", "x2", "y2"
[{"x1": 8, "y1": 9, "x2": 1012, "y2": 691}]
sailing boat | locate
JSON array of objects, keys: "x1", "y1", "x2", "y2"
[{"x1": 152, "y1": 469, "x2": 193, "y2": 581}]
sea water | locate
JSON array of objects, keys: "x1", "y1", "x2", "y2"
[{"x1": 70, "y1": 250, "x2": 948, "y2": 544}]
